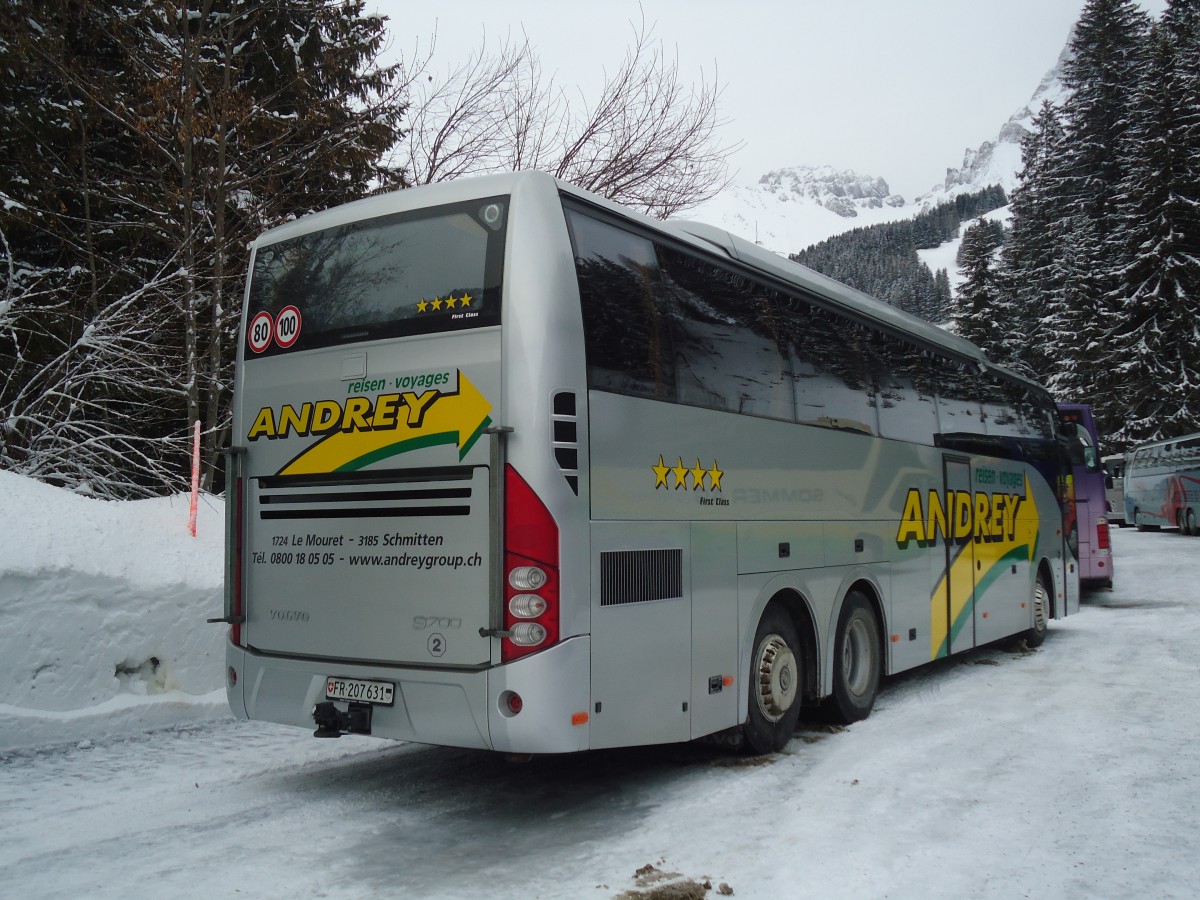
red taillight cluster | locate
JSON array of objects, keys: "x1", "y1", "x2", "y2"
[
  {"x1": 1096, "y1": 517, "x2": 1111, "y2": 552},
  {"x1": 502, "y1": 465, "x2": 559, "y2": 663}
]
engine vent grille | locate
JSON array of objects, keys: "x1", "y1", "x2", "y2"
[
  {"x1": 256, "y1": 466, "x2": 475, "y2": 520},
  {"x1": 599, "y1": 549, "x2": 683, "y2": 607}
]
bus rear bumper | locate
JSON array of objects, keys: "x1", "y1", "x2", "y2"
[{"x1": 226, "y1": 635, "x2": 591, "y2": 754}]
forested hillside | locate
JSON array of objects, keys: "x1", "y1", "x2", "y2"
[{"x1": 791, "y1": 185, "x2": 1008, "y2": 322}]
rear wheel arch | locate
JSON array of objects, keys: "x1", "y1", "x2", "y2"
[{"x1": 767, "y1": 588, "x2": 819, "y2": 704}]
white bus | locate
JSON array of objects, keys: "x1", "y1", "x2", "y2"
[
  {"x1": 1103, "y1": 454, "x2": 1127, "y2": 527},
  {"x1": 217, "y1": 171, "x2": 1078, "y2": 755},
  {"x1": 1124, "y1": 433, "x2": 1200, "y2": 534}
]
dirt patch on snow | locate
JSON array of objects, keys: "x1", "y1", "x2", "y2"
[{"x1": 612, "y1": 863, "x2": 734, "y2": 899}]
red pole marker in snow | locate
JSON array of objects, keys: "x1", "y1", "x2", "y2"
[{"x1": 189, "y1": 419, "x2": 201, "y2": 537}]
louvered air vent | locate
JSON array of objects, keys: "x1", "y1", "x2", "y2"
[
  {"x1": 600, "y1": 549, "x2": 683, "y2": 607},
  {"x1": 552, "y1": 391, "x2": 579, "y2": 495}
]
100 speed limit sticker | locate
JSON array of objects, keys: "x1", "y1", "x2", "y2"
[{"x1": 248, "y1": 306, "x2": 303, "y2": 353}]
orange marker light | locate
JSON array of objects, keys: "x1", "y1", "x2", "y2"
[
  {"x1": 722, "y1": 676, "x2": 734, "y2": 687},
  {"x1": 571, "y1": 712, "x2": 589, "y2": 726}
]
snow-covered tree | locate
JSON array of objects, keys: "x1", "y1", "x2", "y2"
[
  {"x1": 1104, "y1": 4, "x2": 1200, "y2": 442},
  {"x1": 0, "y1": 0, "x2": 406, "y2": 496},
  {"x1": 1052, "y1": 0, "x2": 1152, "y2": 419},
  {"x1": 999, "y1": 102, "x2": 1069, "y2": 378},
  {"x1": 953, "y1": 218, "x2": 1005, "y2": 352}
]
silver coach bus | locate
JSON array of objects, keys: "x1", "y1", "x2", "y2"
[
  {"x1": 217, "y1": 171, "x2": 1078, "y2": 755},
  {"x1": 1124, "y1": 433, "x2": 1200, "y2": 534}
]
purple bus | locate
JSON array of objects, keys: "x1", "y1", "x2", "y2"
[{"x1": 1058, "y1": 404, "x2": 1113, "y2": 590}]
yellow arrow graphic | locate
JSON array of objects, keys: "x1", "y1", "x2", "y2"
[{"x1": 277, "y1": 370, "x2": 493, "y2": 476}]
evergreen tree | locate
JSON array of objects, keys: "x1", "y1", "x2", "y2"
[
  {"x1": 0, "y1": 1, "x2": 406, "y2": 496},
  {"x1": 1104, "y1": 4, "x2": 1200, "y2": 443},
  {"x1": 953, "y1": 218, "x2": 1005, "y2": 352},
  {"x1": 1052, "y1": 0, "x2": 1152, "y2": 412},
  {"x1": 999, "y1": 102, "x2": 1071, "y2": 377}
]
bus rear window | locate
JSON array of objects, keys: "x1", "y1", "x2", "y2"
[{"x1": 245, "y1": 197, "x2": 505, "y2": 356}]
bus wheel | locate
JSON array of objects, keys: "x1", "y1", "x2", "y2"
[
  {"x1": 743, "y1": 605, "x2": 802, "y2": 754},
  {"x1": 1186, "y1": 508, "x2": 1197, "y2": 536},
  {"x1": 826, "y1": 591, "x2": 881, "y2": 725},
  {"x1": 1024, "y1": 574, "x2": 1050, "y2": 648}
]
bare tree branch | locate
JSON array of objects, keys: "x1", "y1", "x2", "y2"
[{"x1": 396, "y1": 15, "x2": 740, "y2": 218}]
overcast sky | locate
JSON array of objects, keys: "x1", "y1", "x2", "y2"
[{"x1": 371, "y1": 0, "x2": 1168, "y2": 200}]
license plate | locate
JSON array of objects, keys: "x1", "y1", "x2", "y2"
[{"x1": 325, "y1": 677, "x2": 395, "y2": 706}]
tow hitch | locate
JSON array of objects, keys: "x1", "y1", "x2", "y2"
[{"x1": 312, "y1": 701, "x2": 372, "y2": 738}]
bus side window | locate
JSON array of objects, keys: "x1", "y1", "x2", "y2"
[
  {"x1": 780, "y1": 297, "x2": 877, "y2": 434},
  {"x1": 981, "y1": 372, "x2": 1027, "y2": 438},
  {"x1": 933, "y1": 358, "x2": 984, "y2": 436},
  {"x1": 656, "y1": 244, "x2": 793, "y2": 420},
  {"x1": 568, "y1": 212, "x2": 675, "y2": 401},
  {"x1": 869, "y1": 333, "x2": 939, "y2": 444}
]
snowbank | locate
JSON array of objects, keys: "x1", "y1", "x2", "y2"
[{"x1": 0, "y1": 471, "x2": 229, "y2": 751}]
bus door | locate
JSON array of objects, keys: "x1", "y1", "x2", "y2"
[{"x1": 939, "y1": 457, "x2": 976, "y2": 656}]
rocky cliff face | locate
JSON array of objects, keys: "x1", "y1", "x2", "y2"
[
  {"x1": 687, "y1": 37, "x2": 1075, "y2": 252},
  {"x1": 756, "y1": 165, "x2": 908, "y2": 218},
  {"x1": 934, "y1": 37, "x2": 1072, "y2": 199}
]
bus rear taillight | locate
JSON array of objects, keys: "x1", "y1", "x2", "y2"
[
  {"x1": 502, "y1": 465, "x2": 559, "y2": 663},
  {"x1": 1096, "y1": 517, "x2": 1111, "y2": 552}
]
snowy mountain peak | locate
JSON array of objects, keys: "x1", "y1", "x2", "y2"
[
  {"x1": 927, "y1": 42, "x2": 1072, "y2": 201},
  {"x1": 687, "y1": 36, "x2": 1075, "y2": 256},
  {"x1": 756, "y1": 165, "x2": 907, "y2": 218}
]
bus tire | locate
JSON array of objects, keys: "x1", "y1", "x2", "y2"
[
  {"x1": 1187, "y1": 508, "x2": 1198, "y2": 536},
  {"x1": 743, "y1": 604, "x2": 803, "y2": 755},
  {"x1": 825, "y1": 591, "x2": 882, "y2": 725},
  {"x1": 1024, "y1": 573, "x2": 1051, "y2": 648}
]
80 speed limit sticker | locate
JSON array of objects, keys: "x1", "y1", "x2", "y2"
[{"x1": 248, "y1": 311, "x2": 273, "y2": 353}]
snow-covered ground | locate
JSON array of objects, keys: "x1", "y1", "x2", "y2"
[
  {"x1": 0, "y1": 471, "x2": 228, "y2": 753},
  {"x1": 2, "y1": 472, "x2": 1199, "y2": 899}
]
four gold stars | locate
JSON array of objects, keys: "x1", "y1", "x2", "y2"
[
  {"x1": 652, "y1": 454, "x2": 724, "y2": 492},
  {"x1": 416, "y1": 293, "x2": 475, "y2": 314}
]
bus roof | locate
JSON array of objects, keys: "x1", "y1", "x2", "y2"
[
  {"x1": 554, "y1": 178, "x2": 1031, "y2": 387},
  {"x1": 1127, "y1": 432, "x2": 1200, "y2": 454},
  {"x1": 251, "y1": 170, "x2": 1037, "y2": 393}
]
